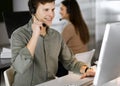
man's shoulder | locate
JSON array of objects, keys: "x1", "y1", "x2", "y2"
[
  {"x1": 49, "y1": 28, "x2": 60, "y2": 35},
  {"x1": 11, "y1": 24, "x2": 29, "y2": 38},
  {"x1": 48, "y1": 28, "x2": 62, "y2": 40}
]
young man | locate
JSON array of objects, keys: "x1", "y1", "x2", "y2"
[{"x1": 11, "y1": 0, "x2": 95, "y2": 86}]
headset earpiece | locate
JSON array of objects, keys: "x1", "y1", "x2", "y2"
[
  {"x1": 31, "y1": 7, "x2": 36, "y2": 14},
  {"x1": 28, "y1": 0, "x2": 36, "y2": 14}
]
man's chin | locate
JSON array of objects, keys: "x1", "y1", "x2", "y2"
[{"x1": 46, "y1": 22, "x2": 52, "y2": 26}]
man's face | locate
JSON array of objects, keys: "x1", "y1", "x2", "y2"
[{"x1": 35, "y1": 2, "x2": 55, "y2": 26}]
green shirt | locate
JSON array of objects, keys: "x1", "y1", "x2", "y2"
[{"x1": 11, "y1": 19, "x2": 86, "y2": 86}]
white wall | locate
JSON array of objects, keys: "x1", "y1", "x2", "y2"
[
  {"x1": 95, "y1": 0, "x2": 120, "y2": 59},
  {"x1": 13, "y1": 0, "x2": 29, "y2": 11},
  {"x1": 77, "y1": 0, "x2": 96, "y2": 51}
]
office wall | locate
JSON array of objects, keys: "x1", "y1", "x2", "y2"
[
  {"x1": 13, "y1": 0, "x2": 29, "y2": 11},
  {"x1": 77, "y1": 0, "x2": 96, "y2": 51},
  {"x1": 95, "y1": 0, "x2": 120, "y2": 59}
]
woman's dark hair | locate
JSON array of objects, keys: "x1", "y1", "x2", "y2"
[
  {"x1": 61, "y1": 0, "x2": 90, "y2": 44},
  {"x1": 28, "y1": 0, "x2": 55, "y2": 14}
]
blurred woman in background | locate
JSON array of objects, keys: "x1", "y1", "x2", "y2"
[
  {"x1": 56, "y1": 0, "x2": 90, "y2": 77},
  {"x1": 60, "y1": 0, "x2": 90, "y2": 54}
]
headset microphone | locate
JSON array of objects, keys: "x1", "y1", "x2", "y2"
[
  {"x1": 33, "y1": 15, "x2": 47, "y2": 27},
  {"x1": 59, "y1": 18, "x2": 62, "y2": 21},
  {"x1": 42, "y1": 23, "x2": 47, "y2": 27}
]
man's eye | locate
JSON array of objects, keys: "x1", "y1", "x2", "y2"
[
  {"x1": 44, "y1": 9, "x2": 49, "y2": 11},
  {"x1": 52, "y1": 9, "x2": 55, "y2": 12}
]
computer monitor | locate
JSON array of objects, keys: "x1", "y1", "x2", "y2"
[
  {"x1": 0, "y1": 25, "x2": 10, "y2": 49},
  {"x1": 93, "y1": 22, "x2": 120, "y2": 86},
  {"x1": 2, "y1": 11, "x2": 31, "y2": 38}
]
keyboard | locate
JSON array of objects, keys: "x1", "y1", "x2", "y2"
[
  {"x1": 64, "y1": 78, "x2": 93, "y2": 86},
  {"x1": 36, "y1": 73, "x2": 94, "y2": 86},
  {"x1": 81, "y1": 80, "x2": 93, "y2": 86}
]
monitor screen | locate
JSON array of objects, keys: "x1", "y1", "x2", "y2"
[
  {"x1": 0, "y1": 25, "x2": 10, "y2": 49},
  {"x1": 2, "y1": 11, "x2": 31, "y2": 38},
  {"x1": 93, "y1": 22, "x2": 120, "y2": 86}
]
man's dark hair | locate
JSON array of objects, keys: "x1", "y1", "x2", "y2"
[{"x1": 28, "y1": 0, "x2": 55, "y2": 14}]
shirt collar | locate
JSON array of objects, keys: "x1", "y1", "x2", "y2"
[{"x1": 27, "y1": 19, "x2": 33, "y2": 33}]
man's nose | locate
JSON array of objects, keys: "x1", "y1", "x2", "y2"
[{"x1": 49, "y1": 11, "x2": 54, "y2": 17}]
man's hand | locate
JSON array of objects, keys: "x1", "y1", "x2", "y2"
[
  {"x1": 32, "y1": 15, "x2": 46, "y2": 36},
  {"x1": 80, "y1": 68, "x2": 95, "y2": 79}
]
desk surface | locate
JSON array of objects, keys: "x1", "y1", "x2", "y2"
[
  {"x1": 35, "y1": 73, "x2": 93, "y2": 86},
  {"x1": 0, "y1": 58, "x2": 11, "y2": 69}
]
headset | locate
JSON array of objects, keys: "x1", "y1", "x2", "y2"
[{"x1": 28, "y1": 0, "x2": 36, "y2": 14}]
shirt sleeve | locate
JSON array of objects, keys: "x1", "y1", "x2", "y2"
[
  {"x1": 59, "y1": 38, "x2": 87, "y2": 74},
  {"x1": 11, "y1": 30, "x2": 33, "y2": 74}
]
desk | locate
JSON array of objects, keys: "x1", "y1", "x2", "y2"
[
  {"x1": 0, "y1": 58, "x2": 11, "y2": 69},
  {"x1": 35, "y1": 73, "x2": 93, "y2": 86}
]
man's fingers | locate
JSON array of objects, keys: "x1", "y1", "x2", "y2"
[
  {"x1": 80, "y1": 71, "x2": 95, "y2": 79},
  {"x1": 80, "y1": 73, "x2": 87, "y2": 79}
]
